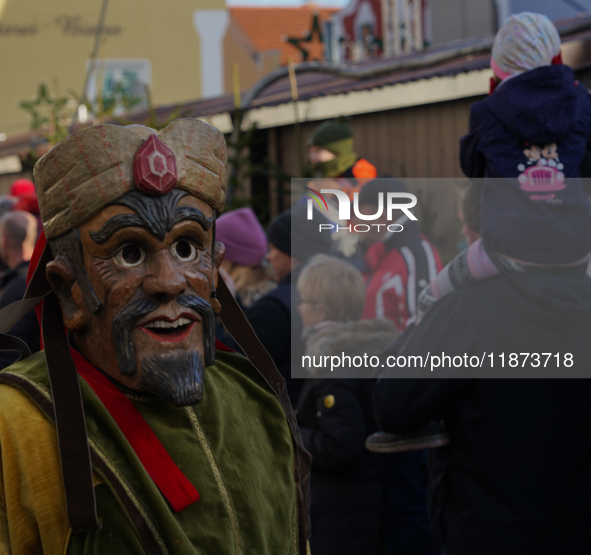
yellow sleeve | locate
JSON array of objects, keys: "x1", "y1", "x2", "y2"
[{"x1": 0, "y1": 384, "x2": 71, "y2": 555}]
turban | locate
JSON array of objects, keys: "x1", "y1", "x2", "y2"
[{"x1": 33, "y1": 118, "x2": 228, "y2": 239}]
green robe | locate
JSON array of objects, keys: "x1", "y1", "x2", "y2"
[{"x1": 0, "y1": 349, "x2": 300, "y2": 555}]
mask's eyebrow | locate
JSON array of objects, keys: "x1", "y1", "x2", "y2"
[
  {"x1": 89, "y1": 206, "x2": 212, "y2": 245},
  {"x1": 172, "y1": 206, "x2": 213, "y2": 233}
]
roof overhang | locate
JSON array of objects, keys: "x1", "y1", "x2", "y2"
[{"x1": 241, "y1": 67, "x2": 491, "y2": 130}]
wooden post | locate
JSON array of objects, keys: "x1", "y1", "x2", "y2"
[
  {"x1": 382, "y1": 0, "x2": 396, "y2": 57},
  {"x1": 232, "y1": 63, "x2": 241, "y2": 109},
  {"x1": 413, "y1": 0, "x2": 423, "y2": 51},
  {"x1": 392, "y1": 0, "x2": 401, "y2": 55},
  {"x1": 402, "y1": 0, "x2": 410, "y2": 53}
]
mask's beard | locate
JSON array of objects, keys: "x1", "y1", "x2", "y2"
[
  {"x1": 111, "y1": 294, "x2": 216, "y2": 405},
  {"x1": 140, "y1": 351, "x2": 205, "y2": 406}
]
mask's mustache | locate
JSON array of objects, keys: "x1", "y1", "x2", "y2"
[
  {"x1": 112, "y1": 294, "x2": 216, "y2": 376},
  {"x1": 177, "y1": 295, "x2": 216, "y2": 367}
]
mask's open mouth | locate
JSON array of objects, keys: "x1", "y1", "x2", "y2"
[{"x1": 138, "y1": 316, "x2": 199, "y2": 343}]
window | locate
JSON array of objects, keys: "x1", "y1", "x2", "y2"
[{"x1": 86, "y1": 59, "x2": 151, "y2": 114}]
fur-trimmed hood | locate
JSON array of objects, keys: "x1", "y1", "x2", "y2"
[{"x1": 303, "y1": 319, "x2": 397, "y2": 375}]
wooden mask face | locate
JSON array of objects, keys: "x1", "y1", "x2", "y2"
[{"x1": 47, "y1": 189, "x2": 225, "y2": 406}]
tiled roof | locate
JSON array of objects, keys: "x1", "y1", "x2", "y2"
[{"x1": 228, "y1": 6, "x2": 340, "y2": 65}]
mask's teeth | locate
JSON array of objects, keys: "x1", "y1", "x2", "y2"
[{"x1": 144, "y1": 318, "x2": 193, "y2": 329}]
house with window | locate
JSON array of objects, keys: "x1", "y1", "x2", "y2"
[{"x1": 0, "y1": 0, "x2": 229, "y2": 141}]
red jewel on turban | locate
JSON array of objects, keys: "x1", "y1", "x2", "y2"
[{"x1": 133, "y1": 135, "x2": 178, "y2": 195}]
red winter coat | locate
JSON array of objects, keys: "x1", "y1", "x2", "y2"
[{"x1": 362, "y1": 222, "x2": 442, "y2": 331}]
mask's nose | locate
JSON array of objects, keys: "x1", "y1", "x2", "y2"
[{"x1": 143, "y1": 251, "x2": 187, "y2": 302}]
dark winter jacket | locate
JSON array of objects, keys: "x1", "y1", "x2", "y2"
[
  {"x1": 460, "y1": 65, "x2": 591, "y2": 179},
  {"x1": 374, "y1": 267, "x2": 591, "y2": 554},
  {"x1": 459, "y1": 65, "x2": 591, "y2": 264},
  {"x1": 0, "y1": 261, "x2": 40, "y2": 370},
  {"x1": 297, "y1": 319, "x2": 396, "y2": 555}
]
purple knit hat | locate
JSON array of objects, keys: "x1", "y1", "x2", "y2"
[{"x1": 216, "y1": 207, "x2": 268, "y2": 266}]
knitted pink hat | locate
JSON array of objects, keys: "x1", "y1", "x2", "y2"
[
  {"x1": 216, "y1": 207, "x2": 268, "y2": 266},
  {"x1": 491, "y1": 12, "x2": 561, "y2": 81}
]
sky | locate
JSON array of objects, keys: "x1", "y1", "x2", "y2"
[{"x1": 227, "y1": 0, "x2": 348, "y2": 6}]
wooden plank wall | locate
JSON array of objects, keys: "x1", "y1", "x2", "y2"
[
  {"x1": 268, "y1": 95, "x2": 484, "y2": 259},
  {"x1": 272, "y1": 96, "x2": 480, "y2": 181}
]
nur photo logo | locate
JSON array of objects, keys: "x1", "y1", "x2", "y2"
[{"x1": 304, "y1": 187, "x2": 418, "y2": 233}]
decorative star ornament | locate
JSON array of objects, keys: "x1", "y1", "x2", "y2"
[{"x1": 285, "y1": 13, "x2": 326, "y2": 62}]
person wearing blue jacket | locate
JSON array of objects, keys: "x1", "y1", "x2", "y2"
[{"x1": 460, "y1": 12, "x2": 591, "y2": 266}]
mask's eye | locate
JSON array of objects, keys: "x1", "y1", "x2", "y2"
[
  {"x1": 115, "y1": 244, "x2": 145, "y2": 268},
  {"x1": 171, "y1": 239, "x2": 198, "y2": 262}
]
